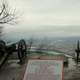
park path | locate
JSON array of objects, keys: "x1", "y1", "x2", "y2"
[{"x1": 0, "y1": 54, "x2": 80, "y2": 80}]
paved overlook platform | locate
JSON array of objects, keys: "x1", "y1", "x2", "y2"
[{"x1": 0, "y1": 54, "x2": 80, "y2": 80}]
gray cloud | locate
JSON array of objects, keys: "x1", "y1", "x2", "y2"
[{"x1": 2, "y1": 0, "x2": 80, "y2": 38}]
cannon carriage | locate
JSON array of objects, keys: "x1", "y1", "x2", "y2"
[{"x1": 0, "y1": 39, "x2": 27, "y2": 68}]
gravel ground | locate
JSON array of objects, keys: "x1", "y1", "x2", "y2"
[
  {"x1": 0, "y1": 54, "x2": 80, "y2": 80},
  {"x1": 0, "y1": 59, "x2": 28, "y2": 80}
]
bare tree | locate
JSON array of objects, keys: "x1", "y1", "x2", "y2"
[
  {"x1": 0, "y1": 0, "x2": 17, "y2": 39},
  {"x1": 36, "y1": 38, "x2": 49, "y2": 53},
  {"x1": 36, "y1": 43, "x2": 47, "y2": 53},
  {"x1": 27, "y1": 38, "x2": 34, "y2": 54},
  {"x1": 0, "y1": 26, "x2": 3, "y2": 37}
]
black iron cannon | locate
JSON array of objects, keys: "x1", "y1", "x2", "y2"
[
  {"x1": 0, "y1": 39, "x2": 27, "y2": 68},
  {"x1": 75, "y1": 40, "x2": 80, "y2": 64}
]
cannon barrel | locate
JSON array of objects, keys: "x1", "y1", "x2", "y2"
[{"x1": 0, "y1": 39, "x2": 27, "y2": 68}]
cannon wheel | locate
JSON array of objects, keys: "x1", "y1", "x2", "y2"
[
  {"x1": 18, "y1": 39, "x2": 27, "y2": 63},
  {"x1": 0, "y1": 40, "x2": 8, "y2": 68},
  {"x1": 0, "y1": 40, "x2": 6, "y2": 58}
]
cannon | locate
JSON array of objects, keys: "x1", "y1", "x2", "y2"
[
  {"x1": 0, "y1": 39, "x2": 27, "y2": 68},
  {"x1": 75, "y1": 40, "x2": 80, "y2": 64}
]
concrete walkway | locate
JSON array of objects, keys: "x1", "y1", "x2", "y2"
[
  {"x1": 0, "y1": 59, "x2": 27, "y2": 80},
  {"x1": 0, "y1": 55, "x2": 80, "y2": 80},
  {"x1": 64, "y1": 58, "x2": 80, "y2": 80}
]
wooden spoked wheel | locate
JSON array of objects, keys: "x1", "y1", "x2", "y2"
[{"x1": 18, "y1": 39, "x2": 27, "y2": 63}]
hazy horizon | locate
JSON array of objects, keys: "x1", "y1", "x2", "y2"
[{"x1": 1, "y1": 0, "x2": 80, "y2": 40}]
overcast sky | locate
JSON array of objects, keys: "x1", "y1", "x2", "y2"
[{"x1": 2, "y1": 0, "x2": 80, "y2": 39}]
